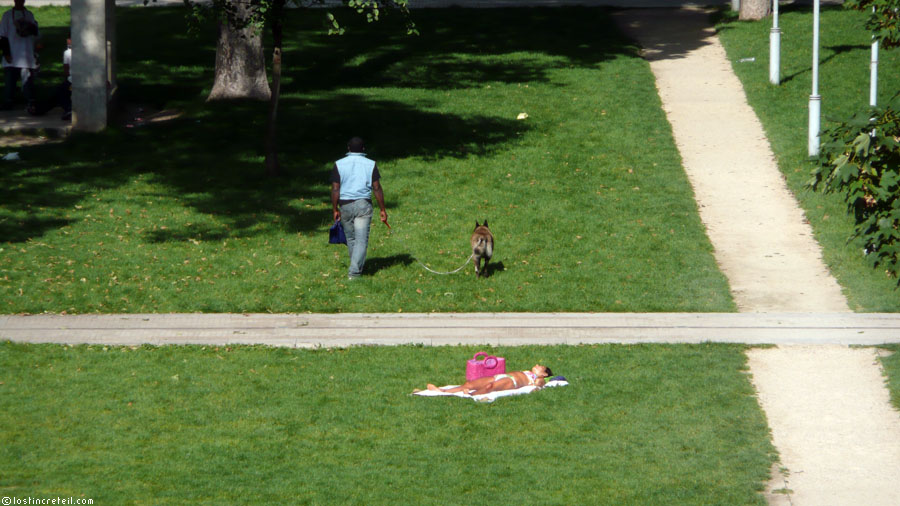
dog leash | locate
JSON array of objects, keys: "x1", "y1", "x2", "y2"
[
  {"x1": 414, "y1": 254, "x2": 474, "y2": 275},
  {"x1": 383, "y1": 220, "x2": 475, "y2": 275}
]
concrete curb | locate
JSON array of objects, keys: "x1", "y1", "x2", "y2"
[{"x1": 3, "y1": 312, "x2": 899, "y2": 348}]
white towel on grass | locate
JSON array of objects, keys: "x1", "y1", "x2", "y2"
[{"x1": 412, "y1": 379, "x2": 568, "y2": 403}]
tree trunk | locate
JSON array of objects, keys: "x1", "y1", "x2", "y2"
[
  {"x1": 208, "y1": 1, "x2": 270, "y2": 101},
  {"x1": 264, "y1": 0, "x2": 285, "y2": 177},
  {"x1": 264, "y1": 48, "x2": 282, "y2": 176},
  {"x1": 740, "y1": 0, "x2": 771, "y2": 21}
]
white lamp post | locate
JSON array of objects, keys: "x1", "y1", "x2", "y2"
[
  {"x1": 808, "y1": 0, "x2": 821, "y2": 157},
  {"x1": 770, "y1": 0, "x2": 781, "y2": 84},
  {"x1": 870, "y1": 7, "x2": 879, "y2": 107}
]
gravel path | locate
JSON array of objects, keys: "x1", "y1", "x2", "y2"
[
  {"x1": 748, "y1": 346, "x2": 900, "y2": 505},
  {"x1": 614, "y1": 7, "x2": 847, "y2": 313},
  {"x1": 614, "y1": 8, "x2": 900, "y2": 505}
]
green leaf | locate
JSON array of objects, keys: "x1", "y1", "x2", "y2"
[{"x1": 852, "y1": 132, "x2": 871, "y2": 155}]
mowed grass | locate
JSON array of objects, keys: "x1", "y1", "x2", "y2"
[
  {"x1": 879, "y1": 345, "x2": 900, "y2": 410},
  {"x1": 716, "y1": 7, "x2": 900, "y2": 311},
  {"x1": 0, "y1": 6, "x2": 734, "y2": 313},
  {"x1": 0, "y1": 342, "x2": 776, "y2": 504}
]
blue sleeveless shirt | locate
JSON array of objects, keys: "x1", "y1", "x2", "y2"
[{"x1": 333, "y1": 153, "x2": 378, "y2": 202}]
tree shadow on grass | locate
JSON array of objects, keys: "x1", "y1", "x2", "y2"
[
  {"x1": 3, "y1": 6, "x2": 636, "y2": 245},
  {"x1": 1, "y1": 90, "x2": 524, "y2": 244},
  {"x1": 0, "y1": 130, "x2": 140, "y2": 243},
  {"x1": 287, "y1": 6, "x2": 638, "y2": 93},
  {"x1": 123, "y1": 91, "x2": 525, "y2": 243}
]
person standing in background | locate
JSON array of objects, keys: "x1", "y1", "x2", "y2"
[{"x1": 0, "y1": 0, "x2": 40, "y2": 112}]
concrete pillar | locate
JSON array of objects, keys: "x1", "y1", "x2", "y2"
[{"x1": 71, "y1": 0, "x2": 109, "y2": 132}]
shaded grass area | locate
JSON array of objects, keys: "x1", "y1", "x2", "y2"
[
  {"x1": 0, "y1": 342, "x2": 775, "y2": 504},
  {"x1": 715, "y1": 7, "x2": 900, "y2": 311},
  {"x1": 0, "y1": 6, "x2": 734, "y2": 313}
]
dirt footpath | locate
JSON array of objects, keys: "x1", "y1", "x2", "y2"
[
  {"x1": 613, "y1": 7, "x2": 847, "y2": 313},
  {"x1": 614, "y1": 8, "x2": 900, "y2": 505},
  {"x1": 748, "y1": 346, "x2": 900, "y2": 505}
]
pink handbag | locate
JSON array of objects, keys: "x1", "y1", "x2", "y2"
[{"x1": 466, "y1": 352, "x2": 506, "y2": 381}]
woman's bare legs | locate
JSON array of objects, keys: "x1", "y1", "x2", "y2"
[
  {"x1": 468, "y1": 377, "x2": 515, "y2": 395},
  {"x1": 425, "y1": 376, "x2": 496, "y2": 394}
]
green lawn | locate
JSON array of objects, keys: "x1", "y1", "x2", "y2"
[
  {"x1": 715, "y1": 6, "x2": 900, "y2": 311},
  {"x1": 0, "y1": 342, "x2": 776, "y2": 504},
  {"x1": 0, "y1": 6, "x2": 734, "y2": 313},
  {"x1": 879, "y1": 345, "x2": 900, "y2": 410}
]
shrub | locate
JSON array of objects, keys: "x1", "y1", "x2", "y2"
[
  {"x1": 844, "y1": 0, "x2": 900, "y2": 49},
  {"x1": 810, "y1": 96, "x2": 900, "y2": 283}
]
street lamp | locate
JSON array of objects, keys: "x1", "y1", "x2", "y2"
[
  {"x1": 808, "y1": 0, "x2": 821, "y2": 156},
  {"x1": 870, "y1": 7, "x2": 879, "y2": 107},
  {"x1": 770, "y1": 0, "x2": 781, "y2": 84}
]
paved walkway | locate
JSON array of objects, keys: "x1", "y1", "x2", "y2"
[{"x1": 3, "y1": 312, "x2": 900, "y2": 347}]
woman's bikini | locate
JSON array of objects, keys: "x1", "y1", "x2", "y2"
[{"x1": 493, "y1": 371, "x2": 538, "y2": 389}]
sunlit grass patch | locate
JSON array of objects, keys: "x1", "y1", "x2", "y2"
[
  {"x1": 878, "y1": 345, "x2": 900, "y2": 410},
  {"x1": 0, "y1": 342, "x2": 775, "y2": 504}
]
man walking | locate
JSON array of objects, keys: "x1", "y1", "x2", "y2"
[
  {"x1": 0, "y1": 0, "x2": 40, "y2": 111},
  {"x1": 331, "y1": 137, "x2": 388, "y2": 279}
]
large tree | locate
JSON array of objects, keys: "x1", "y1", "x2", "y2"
[
  {"x1": 739, "y1": 0, "x2": 771, "y2": 21},
  {"x1": 208, "y1": 0, "x2": 271, "y2": 101},
  {"x1": 187, "y1": 0, "x2": 274, "y2": 101}
]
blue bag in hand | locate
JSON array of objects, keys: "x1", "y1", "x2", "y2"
[{"x1": 329, "y1": 220, "x2": 347, "y2": 245}]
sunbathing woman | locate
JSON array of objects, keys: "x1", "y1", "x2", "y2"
[{"x1": 423, "y1": 364, "x2": 553, "y2": 396}]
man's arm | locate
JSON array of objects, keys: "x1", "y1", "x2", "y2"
[
  {"x1": 331, "y1": 182, "x2": 341, "y2": 221},
  {"x1": 372, "y1": 180, "x2": 388, "y2": 227}
]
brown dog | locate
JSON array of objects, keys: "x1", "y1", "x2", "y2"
[{"x1": 471, "y1": 220, "x2": 494, "y2": 278}]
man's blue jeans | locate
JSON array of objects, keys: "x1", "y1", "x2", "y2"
[{"x1": 340, "y1": 199, "x2": 373, "y2": 278}]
